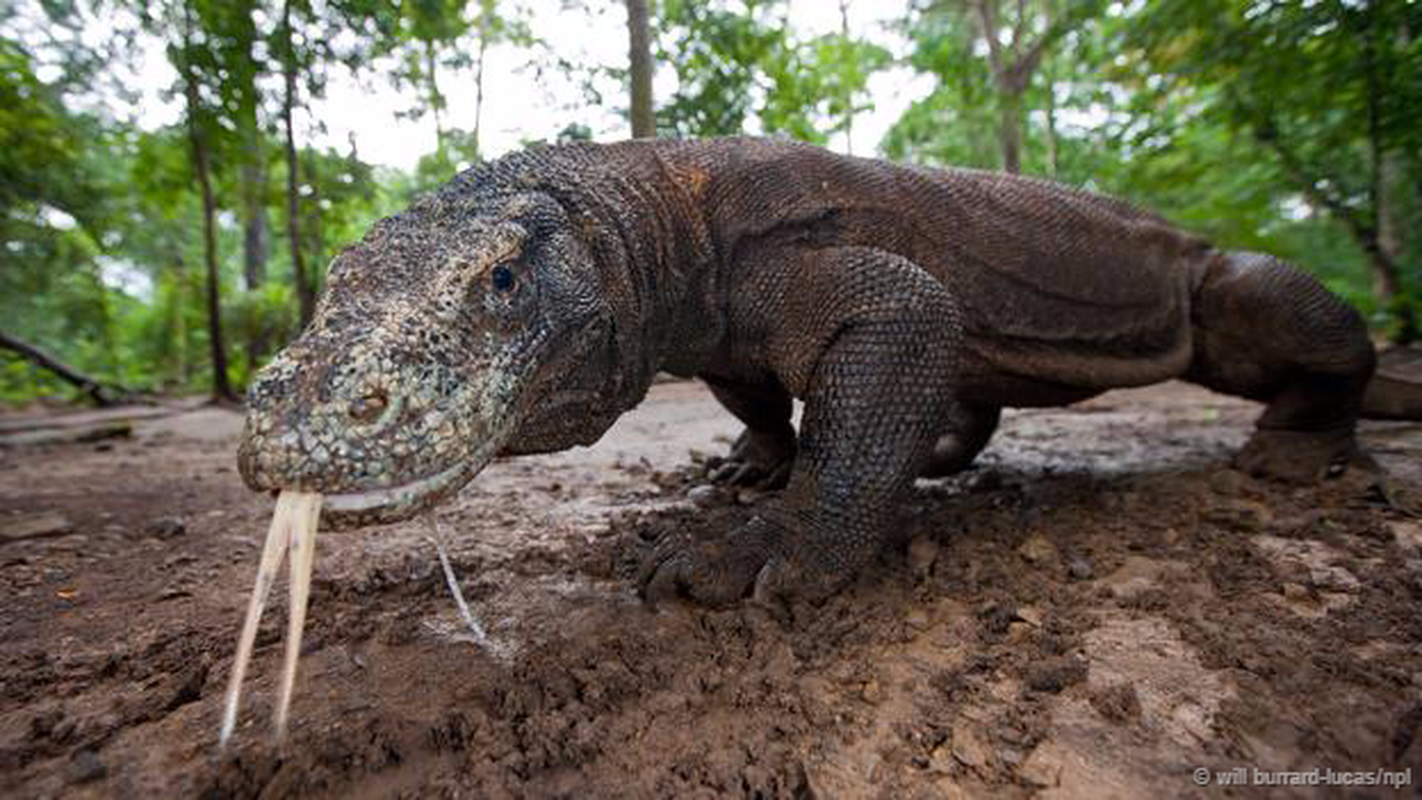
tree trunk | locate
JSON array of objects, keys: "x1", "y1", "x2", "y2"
[
  {"x1": 839, "y1": 0, "x2": 854, "y2": 154},
  {"x1": 1376, "y1": 150, "x2": 1417, "y2": 342},
  {"x1": 281, "y1": 0, "x2": 314, "y2": 331},
  {"x1": 974, "y1": 0, "x2": 1079, "y2": 176},
  {"x1": 238, "y1": 45, "x2": 270, "y2": 375},
  {"x1": 240, "y1": 133, "x2": 269, "y2": 292},
  {"x1": 1258, "y1": 125, "x2": 1417, "y2": 344},
  {"x1": 472, "y1": 12, "x2": 489, "y2": 159},
  {"x1": 426, "y1": 39, "x2": 445, "y2": 155},
  {"x1": 998, "y1": 89, "x2": 1023, "y2": 174},
  {"x1": 182, "y1": 4, "x2": 236, "y2": 403},
  {"x1": 1044, "y1": 56, "x2": 1059, "y2": 178},
  {"x1": 1361, "y1": 9, "x2": 1417, "y2": 344},
  {"x1": 0, "y1": 331, "x2": 130, "y2": 406},
  {"x1": 170, "y1": 252, "x2": 190, "y2": 386},
  {"x1": 237, "y1": 1, "x2": 268, "y2": 296},
  {"x1": 626, "y1": 0, "x2": 654, "y2": 138},
  {"x1": 305, "y1": 147, "x2": 325, "y2": 288},
  {"x1": 189, "y1": 104, "x2": 234, "y2": 402}
]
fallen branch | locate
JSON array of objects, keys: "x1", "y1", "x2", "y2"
[{"x1": 0, "y1": 330, "x2": 134, "y2": 406}]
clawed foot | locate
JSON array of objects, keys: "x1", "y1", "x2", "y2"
[
  {"x1": 637, "y1": 515, "x2": 846, "y2": 610},
  {"x1": 1235, "y1": 428, "x2": 1380, "y2": 484},
  {"x1": 704, "y1": 429, "x2": 795, "y2": 490}
]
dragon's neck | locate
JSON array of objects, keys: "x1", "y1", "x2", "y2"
[{"x1": 530, "y1": 141, "x2": 721, "y2": 408}]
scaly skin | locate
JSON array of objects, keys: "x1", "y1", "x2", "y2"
[{"x1": 238, "y1": 137, "x2": 1418, "y2": 606}]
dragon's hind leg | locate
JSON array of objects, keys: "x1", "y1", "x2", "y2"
[
  {"x1": 1185, "y1": 251, "x2": 1377, "y2": 482},
  {"x1": 920, "y1": 403, "x2": 1001, "y2": 478}
]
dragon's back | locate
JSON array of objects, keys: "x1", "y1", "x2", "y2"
[{"x1": 640, "y1": 138, "x2": 1210, "y2": 391}]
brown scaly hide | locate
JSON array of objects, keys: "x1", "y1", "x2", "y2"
[{"x1": 240, "y1": 137, "x2": 1397, "y2": 604}]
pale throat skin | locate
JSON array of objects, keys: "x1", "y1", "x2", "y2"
[{"x1": 236, "y1": 148, "x2": 680, "y2": 529}]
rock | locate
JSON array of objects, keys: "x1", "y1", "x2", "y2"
[
  {"x1": 1014, "y1": 606, "x2": 1044, "y2": 627},
  {"x1": 1007, "y1": 621, "x2": 1034, "y2": 638},
  {"x1": 1025, "y1": 656, "x2": 1087, "y2": 693},
  {"x1": 160, "y1": 662, "x2": 208, "y2": 712},
  {"x1": 1066, "y1": 554, "x2": 1094, "y2": 580},
  {"x1": 1099, "y1": 555, "x2": 1168, "y2": 600},
  {"x1": 861, "y1": 679, "x2": 884, "y2": 704},
  {"x1": 1089, "y1": 683, "x2": 1142, "y2": 723},
  {"x1": 1017, "y1": 533, "x2": 1060, "y2": 567},
  {"x1": 28, "y1": 709, "x2": 63, "y2": 740},
  {"x1": 907, "y1": 535, "x2": 939, "y2": 580},
  {"x1": 1390, "y1": 521, "x2": 1422, "y2": 550},
  {"x1": 904, "y1": 608, "x2": 931, "y2": 631},
  {"x1": 686, "y1": 485, "x2": 721, "y2": 507},
  {"x1": 951, "y1": 722, "x2": 989, "y2": 768},
  {"x1": 1205, "y1": 500, "x2": 1273, "y2": 533},
  {"x1": 146, "y1": 516, "x2": 187, "y2": 539},
  {"x1": 977, "y1": 601, "x2": 1016, "y2": 634},
  {"x1": 1019, "y1": 744, "x2": 1064, "y2": 787},
  {"x1": 736, "y1": 489, "x2": 763, "y2": 506},
  {"x1": 928, "y1": 744, "x2": 957, "y2": 774},
  {"x1": 1209, "y1": 469, "x2": 1244, "y2": 496},
  {"x1": 2, "y1": 513, "x2": 74, "y2": 543},
  {"x1": 67, "y1": 748, "x2": 107, "y2": 784}
]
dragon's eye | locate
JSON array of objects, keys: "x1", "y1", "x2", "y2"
[
  {"x1": 348, "y1": 388, "x2": 388, "y2": 424},
  {"x1": 491, "y1": 264, "x2": 515, "y2": 292}
]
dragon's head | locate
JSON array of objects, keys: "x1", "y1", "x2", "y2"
[{"x1": 237, "y1": 181, "x2": 618, "y2": 528}]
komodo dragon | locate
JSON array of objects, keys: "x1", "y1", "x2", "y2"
[{"x1": 237, "y1": 137, "x2": 1422, "y2": 606}]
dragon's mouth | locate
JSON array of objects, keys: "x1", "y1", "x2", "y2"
[{"x1": 320, "y1": 460, "x2": 473, "y2": 528}]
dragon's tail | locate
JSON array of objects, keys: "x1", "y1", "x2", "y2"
[{"x1": 1361, "y1": 347, "x2": 1422, "y2": 420}]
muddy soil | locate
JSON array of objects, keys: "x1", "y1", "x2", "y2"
[{"x1": 2, "y1": 380, "x2": 1420, "y2": 799}]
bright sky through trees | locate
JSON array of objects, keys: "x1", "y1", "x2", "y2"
[{"x1": 21, "y1": 0, "x2": 925, "y2": 171}]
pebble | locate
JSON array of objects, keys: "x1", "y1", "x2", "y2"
[
  {"x1": 1014, "y1": 606, "x2": 1044, "y2": 627},
  {"x1": 1019, "y1": 745, "x2": 1063, "y2": 787},
  {"x1": 861, "y1": 679, "x2": 884, "y2": 704},
  {"x1": 907, "y1": 535, "x2": 940, "y2": 579},
  {"x1": 951, "y1": 722, "x2": 989, "y2": 768},
  {"x1": 3, "y1": 513, "x2": 74, "y2": 543},
  {"x1": 1007, "y1": 621, "x2": 1034, "y2": 638},
  {"x1": 1017, "y1": 534, "x2": 1060, "y2": 567},
  {"x1": 1066, "y1": 554, "x2": 1094, "y2": 580},
  {"x1": 1089, "y1": 683, "x2": 1142, "y2": 723},
  {"x1": 1389, "y1": 520, "x2": 1422, "y2": 549},
  {"x1": 1204, "y1": 500, "x2": 1273, "y2": 533},
  {"x1": 146, "y1": 516, "x2": 187, "y2": 539},
  {"x1": 1026, "y1": 657, "x2": 1087, "y2": 693},
  {"x1": 686, "y1": 485, "x2": 721, "y2": 507},
  {"x1": 1209, "y1": 469, "x2": 1244, "y2": 495},
  {"x1": 67, "y1": 749, "x2": 106, "y2": 784}
]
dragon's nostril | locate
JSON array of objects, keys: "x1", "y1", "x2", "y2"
[{"x1": 349, "y1": 389, "x2": 389, "y2": 423}]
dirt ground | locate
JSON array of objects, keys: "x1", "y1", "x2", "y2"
[{"x1": 2, "y1": 378, "x2": 1421, "y2": 799}]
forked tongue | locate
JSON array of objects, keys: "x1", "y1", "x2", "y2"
[{"x1": 219, "y1": 490, "x2": 323, "y2": 747}]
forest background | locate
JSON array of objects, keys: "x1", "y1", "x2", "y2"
[{"x1": 3, "y1": 0, "x2": 1419, "y2": 404}]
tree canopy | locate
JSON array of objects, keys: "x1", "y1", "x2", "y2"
[{"x1": 1, "y1": 0, "x2": 1417, "y2": 404}]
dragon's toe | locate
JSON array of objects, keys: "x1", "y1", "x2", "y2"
[
  {"x1": 704, "y1": 428, "x2": 795, "y2": 490},
  {"x1": 1235, "y1": 428, "x2": 1378, "y2": 484},
  {"x1": 638, "y1": 516, "x2": 790, "y2": 607}
]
